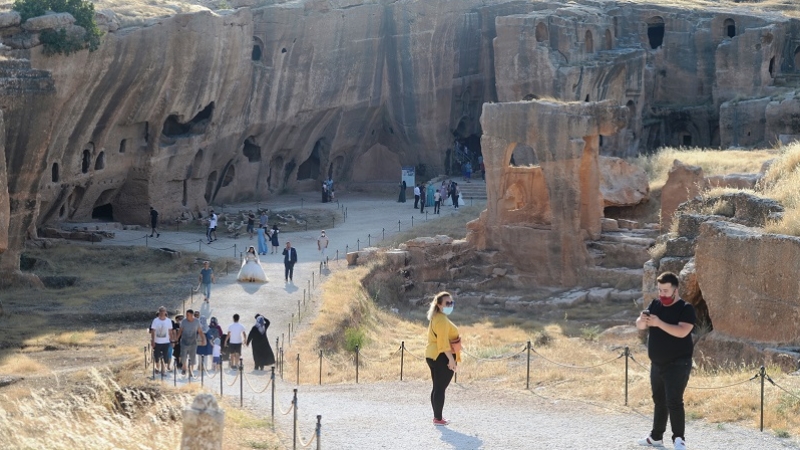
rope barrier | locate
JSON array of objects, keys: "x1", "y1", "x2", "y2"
[
  {"x1": 113, "y1": 234, "x2": 148, "y2": 243},
  {"x1": 151, "y1": 237, "x2": 203, "y2": 246},
  {"x1": 225, "y1": 370, "x2": 241, "y2": 387},
  {"x1": 627, "y1": 354, "x2": 651, "y2": 371},
  {"x1": 686, "y1": 374, "x2": 760, "y2": 390},
  {"x1": 531, "y1": 347, "x2": 624, "y2": 370},
  {"x1": 298, "y1": 429, "x2": 317, "y2": 448},
  {"x1": 204, "y1": 243, "x2": 238, "y2": 251},
  {"x1": 278, "y1": 397, "x2": 295, "y2": 416},
  {"x1": 403, "y1": 348, "x2": 427, "y2": 361},
  {"x1": 461, "y1": 346, "x2": 527, "y2": 363},
  {"x1": 202, "y1": 364, "x2": 218, "y2": 379},
  {"x1": 243, "y1": 372, "x2": 273, "y2": 394},
  {"x1": 357, "y1": 346, "x2": 403, "y2": 363},
  {"x1": 765, "y1": 374, "x2": 800, "y2": 402}
]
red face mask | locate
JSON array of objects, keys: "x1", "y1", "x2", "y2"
[{"x1": 659, "y1": 295, "x2": 675, "y2": 306}]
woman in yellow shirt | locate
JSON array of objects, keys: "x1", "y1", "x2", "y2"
[{"x1": 425, "y1": 291, "x2": 460, "y2": 426}]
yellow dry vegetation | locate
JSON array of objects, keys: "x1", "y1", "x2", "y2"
[
  {"x1": 288, "y1": 263, "x2": 800, "y2": 436},
  {"x1": 0, "y1": 354, "x2": 50, "y2": 376},
  {"x1": 632, "y1": 147, "x2": 776, "y2": 190}
]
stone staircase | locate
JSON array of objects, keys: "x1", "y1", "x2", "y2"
[
  {"x1": 425, "y1": 177, "x2": 487, "y2": 201},
  {"x1": 584, "y1": 228, "x2": 657, "y2": 291}
]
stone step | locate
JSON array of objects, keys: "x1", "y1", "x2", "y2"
[
  {"x1": 587, "y1": 240, "x2": 651, "y2": 269},
  {"x1": 583, "y1": 266, "x2": 643, "y2": 291}
]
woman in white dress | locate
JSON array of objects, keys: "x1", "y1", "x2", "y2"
[{"x1": 237, "y1": 246, "x2": 268, "y2": 283}]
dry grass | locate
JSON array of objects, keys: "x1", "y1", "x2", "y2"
[
  {"x1": 756, "y1": 143, "x2": 800, "y2": 235},
  {"x1": 0, "y1": 354, "x2": 50, "y2": 376},
  {"x1": 388, "y1": 204, "x2": 485, "y2": 246},
  {"x1": 285, "y1": 263, "x2": 800, "y2": 436},
  {"x1": 632, "y1": 147, "x2": 775, "y2": 190}
]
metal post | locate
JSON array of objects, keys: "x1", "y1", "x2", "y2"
[
  {"x1": 190, "y1": 286, "x2": 193, "y2": 304},
  {"x1": 271, "y1": 366, "x2": 276, "y2": 429},
  {"x1": 304, "y1": 289, "x2": 306, "y2": 305},
  {"x1": 234, "y1": 244, "x2": 237, "y2": 258},
  {"x1": 239, "y1": 359, "x2": 244, "y2": 407},
  {"x1": 455, "y1": 372, "x2": 457, "y2": 384},
  {"x1": 398, "y1": 220, "x2": 401, "y2": 231},
  {"x1": 382, "y1": 228, "x2": 385, "y2": 240},
  {"x1": 346, "y1": 245, "x2": 349, "y2": 254},
  {"x1": 198, "y1": 240, "x2": 202, "y2": 252},
  {"x1": 174, "y1": 361, "x2": 177, "y2": 387},
  {"x1": 368, "y1": 234, "x2": 371, "y2": 246},
  {"x1": 312, "y1": 271, "x2": 315, "y2": 288},
  {"x1": 401, "y1": 341, "x2": 405, "y2": 381},
  {"x1": 151, "y1": 347, "x2": 155, "y2": 380},
  {"x1": 316, "y1": 415, "x2": 322, "y2": 450},
  {"x1": 624, "y1": 346, "x2": 630, "y2": 406},
  {"x1": 280, "y1": 347, "x2": 284, "y2": 379},
  {"x1": 411, "y1": 216, "x2": 414, "y2": 227},
  {"x1": 319, "y1": 350, "x2": 323, "y2": 385},
  {"x1": 144, "y1": 346, "x2": 148, "y2": 370},
  {"x1": 296, "y1": 353, "x2": 300, "y2": 385},
  {"x1": 289, "y1": 321, "x2": 292, "y2": 345},
  {"x1": 292, "y1": 389, "x2": 298, "y2": 450},
  {"x1": 356, "y1": 345, "x2": 359, "y2": 384},
  {"x1": 220, "y1": 360, "x2": 224, "y2": 396},
  {"x1": 298, "y1": 300, "x2": 301, "y2": 322},
  {"x1": 336, "y1": 250, "x2": 339, "y2": 261},
  {"x1": 426, "y1": 212, "x2": 428, "y2": 221},
  {"x1": 183, "y1": 298, "x2": 186, "y2": 315},
  {"x1": 526, "y1": 341, "x2": 531, "y2": 390},
  {"x1": 760, "y1": 366, "x2": 766, "y2": 432},
  {"x1": 201, "y1": 357, "x2": 204, "y2": 387},
  {"x1": 333, "y1": 217, "x2": 335, "y2": 228}
]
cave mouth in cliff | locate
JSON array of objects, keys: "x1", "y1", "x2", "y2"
[
  {"x1": 252, "y1": 45, "x2": 262, "y2": 61},
  {"x1": 647, "y1": 17, "x2": 665, "y2": 49},
  {"x1": 535, "y1": 22, "x2": 548, "y2": 42},
  {"x1": 769, "y1": 57, "x2": 776, "y2": 77},
  {"x1": 724, "y1": 18, "x2": 736, "y2": 38},
  {"x1": 162, "y1": 102, "x2": 215, "y2": 138},
  {"x1": 91, "y1": 203, "x2": 114, "y2": 221},
  {"x1": 509, "y1": 143, "x2": 538, "y2": 167},
  {"x1": 95, "y1": 152, "x2": 105, "y2": 170},
  {"x1": 205, "y1": 171, "x2": 218, "y2": 203},
  {"x1": 243, "y1": 137, "x2": 261, "y2": 163},
  {"x1": 81, "y1": 150, "x2": 91, "y2": 174},
  {"x1": 52, "y1": 162, "x2": 59, "y2": 182},
  {"x1": 297, "y1": 139, "x2": 325, "y2": 181}
]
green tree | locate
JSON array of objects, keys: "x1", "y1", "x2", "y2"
[{"x1": 13, "y1": 0, "x2": 102, "y2": 55}]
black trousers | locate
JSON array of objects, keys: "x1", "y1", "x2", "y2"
[
  {"x1": 434, "y1": 200, "x2": 440, "y2": 214},
  {"x1": 650, "y1": 358, "x2": 692, "y2": 442},
  {"x1": 414, "y1": 195, "x2": 420, "y2": 208},
  {"x1": 284, "y1": 262, "x2": 295, "y2": 281},
  {"x1": 420, "y1": 199, "x2": 425, "y2": 213},
  {"x1": 426, "y1": 353, "x2": 454, "y2": 420}
]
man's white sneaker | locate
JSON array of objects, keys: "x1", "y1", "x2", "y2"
[
  {"x1": 673, "y1": 437, "x2": 687, "y2": 450},
  {"x1": 637, "y1": 436, "x2": 664, "y2": 447}
]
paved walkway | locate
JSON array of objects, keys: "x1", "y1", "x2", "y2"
[{"x1": 100, "y1": 190, "x2": 800, "y2": 449}]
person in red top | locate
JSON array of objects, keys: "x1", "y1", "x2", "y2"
[{"x1": 635, "y1": 272, "x2": 696, "y2": 450}]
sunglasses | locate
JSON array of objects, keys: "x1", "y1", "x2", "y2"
[{"x1": 443, "y1": 300, "x2": 455, "y2": 306}]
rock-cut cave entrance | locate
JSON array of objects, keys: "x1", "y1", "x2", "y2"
[
  {"x1": 92, "y1": 203, "x2": 114, "y2": 221},
  {"x1": 297, "y1": 139, "x2": 327, "y2": 180},
  {"x1": 647, "y1": 17, "x2": 665, "y2": 50},
  {"x1": 162, "y1": 102, "x2": 214, "y2": 138}
]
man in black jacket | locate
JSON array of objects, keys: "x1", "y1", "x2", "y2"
[
  {"x1": 635, "y1": 272, "x2": 696, "y2": 450},
  {"x1": 282, "y1": 241, "x2": 298, "y2": 282}
]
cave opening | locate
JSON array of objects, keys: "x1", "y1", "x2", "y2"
[
  {"x1": 724, "y1": 18, "x2": 736, "y2": 38},
  {"x1": 182, "y1": 180, "x2": 187, "y2": 206},
  {"x1": 162, "y1": 102, "x2": 215, "y2": 138},
  {"x1": 769, "y1": 56, "x2": 776, "y2": 77},
  {"x1": 204, "y1": 171, "x2": 218, "y2": 203},
  {"x1": 585, "y1": 94, "x2": 590, "y2": 102},
  {"x1": 626, "y1": 100, "x2": 636, "y2": 127},
  {"x1": 585, "y1": 30, "x2": 593, "y2": 53},
  {"x1": 95, "y1": 151, "x2": 105, "y2": 170},
  {"x1": 191, "y1": 149, "x2": 204, "y2": 178},
  {"x1": 605, "y1": 29, "x2": 612, "y2": 50},
  {"x1": 51, "y1": 162, "x2": 59, "y2": 182},
  {"x1": 252, "y1": 45, "x2": 262, "y2": 61},
  {"x1": 509, "y1": 143, "x2": 537, "y2": 167},
  {"x1": 222, "y1": 164, "x2": 235, "y2": 187},
  {"x1": 795, "y1": 47, "x2": 800, "y2": 71},
  {"x1": 119, "y1": 139, "x2": 126, "y2": 153},
  {"x1": 682, "y1": 134, "x2": 692, "y2": 147},
  {"x1": 91, "y1": 203, "x2": 114, "y2": 221},
  {"x1": 284, "y1": 159, "x2": 296, "y2": 186},
  {"x1": 647, "y1": 17, "x2": 665, "y2": 49},
  {"x1": 535, "y1": 22, "x2": 548, "y2": 42},
  {"x1": 81, "y1": 150, "x2": 91, "y2": 173},
  {"x1": 297, "y1": 140, "x2": 324, "y2": 180},
  {"x1": 243, "y1": 137, "x2": 261, "y2": 163}
]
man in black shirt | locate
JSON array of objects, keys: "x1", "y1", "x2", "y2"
[
  {"x1": 149, "y1": 207, "x2": 160, "y2": 238},
  {"x1": 636, "y1": 272, "x2": 695, "y2": 450}
]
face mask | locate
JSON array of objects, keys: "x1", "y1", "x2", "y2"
[
  {"x1": 441, "y1": 306, "x2": 454, "y2": 315},
  {"x1": 659, "y1": 295, "x2": 675, "y2": 306}
]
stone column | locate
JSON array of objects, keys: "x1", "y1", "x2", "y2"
[{"x1": 181, "y1": 394, "x2": 225, "y2": 450}]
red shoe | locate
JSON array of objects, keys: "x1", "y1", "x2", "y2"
[{"x1": 433, "y1": 418, "x2": 449, "y2": 426}]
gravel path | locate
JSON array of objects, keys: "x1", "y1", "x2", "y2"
[{"x1": 111, "y1": 190, "x2": 800, "y2": 449}]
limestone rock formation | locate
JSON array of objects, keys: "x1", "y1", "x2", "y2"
[
  {"x1": 468, "y1": 99, "x2": 627, "y2": 287},
  {"x1": 660, "y1": 160, "x2": 704, "y2": 231},
  {"x1": 598, "y1": 156, "x2": 649, "y2": 207}
]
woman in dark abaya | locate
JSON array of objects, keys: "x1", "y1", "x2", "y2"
[
  {"x1": 246, "y1": 314, "x2": 276, "y2": 370},
  {"x1": 398, "y1": 180, "x2": 407, "y2": 203}
]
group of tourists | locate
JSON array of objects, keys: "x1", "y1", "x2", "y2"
[
  {"x1": 149, "y1": 308, "x2": 276, "y2": 379},
  {"x1": 322, "y1": 178, "x2": 335, "y2": 203},
  {"x1": 402, "y1": 180, "x2": 462, "y2": 212},
  {"x1": 424, "y1": 271, "x2": 695, "y2": 450}
]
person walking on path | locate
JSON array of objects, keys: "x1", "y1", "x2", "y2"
[
  {"x1": 246, "y1": 314, "x2": 276, "y2": 370},
  {"x1": 196, "y1": 313, "x2": 212, "y2": 371},
  {"x1": 398, "y1": 180, "x2": 407, "y2": 203},
  {"x1": 414, "y1": 184, "x2": 421, "y2": 209},
  {"x1": 206, "y1": 210, "x2": 218, "y2": 243},
  {"x1": 259, "y1": 210, "x2": 268, "y2": 229},
  {"x1": 434, "y1": 190, "x2": 441, "y2": 214},
  {"x1": 257, "y1": 226, "x2": 269, "y2": 255},
  {"x1": 270, "y1": 224, "x2": 280, "y2": 254},
  {"x1": 636, "y1": 272, "x2": 696, "y2": 450},
  {"x1": 317, "y1": 230, "x2": 329, "y2": 267},
  {"x1": 425, "y1": 291, "x2": 461, "y2": 426},
  {"x1": 439, "y1": 182, "x2": 449, "y2": 207},
  {"x1": 149, "y1": 207, "x2": 160, "y2": 238},
  {"x1": 150, "y1": 306, "x2": 173, "y2": 375},
  {"x1": 283, "y1": 241, "x2": 298, "y2": 282},
  {"x1": 465, "y1": 161, "x2": 472, "y2": 183},
  {"x1": 419, "y1": 184, "x2": 426, "y2": 214},
  {"x1": 198, "y1": 261, "x2": 215, "y2": 302},
  {"x1": 226, "y1": 314, "x2": 247, "y2": 370},
  {"x1": 171, "y1": 314, "x2": 183, "y2": 371},
  {"x1": 176, "y1": 309, "x2": 206, "y2": 379},
  {"x1": 247, "y1": 211, "x2": 256, "y2": 239}
]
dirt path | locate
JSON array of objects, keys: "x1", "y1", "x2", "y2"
[{"x1": 97, "y1": 190, "x2": 799, "y2": 449}]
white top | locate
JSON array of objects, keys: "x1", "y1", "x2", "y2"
[
  {"x1": 227, "y1": 322, "x2": 246, "y2": 344},
  {"x1": 209, "y1": 213, "x2": 218, "y2": 228},
  {"x1": 318, "y1": 235, "x2": 329, "y2": 249},
  {"x1": 213, "y1": 343, "x2": 221, "y2": 357},
  {"x1": 434, "y1": 192, "x2": 441, "y2": 201},
  {"x1": 414, "y1": 186, "x2": 421, "y2": 196},
  {"x1": 150, "y1": 317, "x2": 172, "y2": 344}
]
